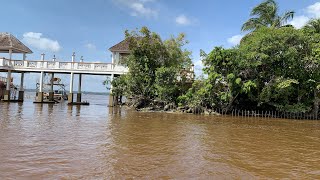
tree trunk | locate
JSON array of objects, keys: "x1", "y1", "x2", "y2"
[
  {"x1": 225, "y1": 93, "x2": 239, "y2": 112},
  {"x1": 313, "y1": 89, "x2": 319, "y2": 119}
]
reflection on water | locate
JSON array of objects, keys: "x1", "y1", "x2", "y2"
[{"x1": 0, "y1": 93, "x2": 320, "y2": 179}]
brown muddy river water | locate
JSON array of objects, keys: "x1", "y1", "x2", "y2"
[{"x1": 0, "y1": 93, "x2": 320, "y2": 179}]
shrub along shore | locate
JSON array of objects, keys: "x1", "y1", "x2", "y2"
[{"x1": 107, "y1": 0, "x2": 320, "y2": 120}]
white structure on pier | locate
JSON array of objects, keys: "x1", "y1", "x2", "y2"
[
  {"x1": 0, "y1": 57, "x2": 128, "y2": 75},
  {"x1": 0, "y1": 32, "x2": 128, "y2": 104}
]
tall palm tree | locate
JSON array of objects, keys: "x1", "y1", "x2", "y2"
[
  {"x1": 241, "y1": 0, "x2": 295, "y2": 32},
  {"x1": 304, "y1": 18, "x2": 320, "y2": 34}
]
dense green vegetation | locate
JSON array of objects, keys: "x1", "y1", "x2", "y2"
[
  {"x1": 106, "y1": 27, "x2": 192, "y2": 108},
  {"x1": 108, "y1": 0, "x2": 320, "y2": 117}
]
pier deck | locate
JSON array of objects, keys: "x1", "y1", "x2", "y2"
[{"x1": 0, "y1": 58, "x2": 128, "y2": 75}]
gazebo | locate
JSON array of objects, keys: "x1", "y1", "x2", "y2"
[
  {"x1": 0, "y1": 32, "x2": 33, "y2": 59},
  {"x1": 0, "y1": 32, "x2": 33, "y2": 101}
]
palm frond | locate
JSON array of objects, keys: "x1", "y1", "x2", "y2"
[
  {"x1": 241, "y1": 18, "x2": 265, "y2": 32},
  {"x1": 242, "y1": 0, "x2": 294, "y2": 32},
  {"x1": 280, "y1": 11, "x2": 295, "y2": 25},
  {"x1": 251, "y1": 0, "x2": 276, "y2": 16}
]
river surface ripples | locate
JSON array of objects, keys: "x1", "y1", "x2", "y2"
[{"x1": 0, "y1": 93, "x2": 320, "y2": 179}]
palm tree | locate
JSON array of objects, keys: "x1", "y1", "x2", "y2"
[
  {"x1": 241, "y1": 0, "x2": 295, "y2": 32},
  {"x1": 304, "y1": 18, "x2": 320, "y2": 34}
]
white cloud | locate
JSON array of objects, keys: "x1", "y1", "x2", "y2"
[
  {"x1": 22, "y1": 32, "x2": 61, "y2": 52},
  {"x1": 85, "y1": 43, "x2": 96, "y2": 50},
  {"x1": 175, "y1": 14, "x2": 192, "y2": 26},
  {"x1": 129, "y1": 2, "x2": 157, "y2": 17},
  {"x1": 227, "y1": 34, "x2": 244, "y2": 46},
  {"x1": 306, "y1": 2, "x2": 320, "y2": 18},
  {"x1": 113, "y1": 0, "x2": 157, "y2": 18},
  {"x1": 194, "y1": 59, "x2": 203, "y2": 67},
  {"x1": 288, "y1": 2, "x2": 320, "y2": 29},
  {"x1": 289, "y1": 15, "x2": 310, "y2": 29}
]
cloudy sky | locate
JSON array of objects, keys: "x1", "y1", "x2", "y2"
[{"x1": 1, "y1": 0, "x2": 320, "y2": 92}]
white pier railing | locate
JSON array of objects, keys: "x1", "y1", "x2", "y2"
[
  {"x1": 0, "y1": 76, "x2": 6, "y2": 82},
  {"x1": 0, "y1": 58, "x2": 128, "y2": 75}
]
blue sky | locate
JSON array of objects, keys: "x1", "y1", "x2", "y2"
[{"x1": 1, "y1": 0, "x2": 320, "y2": 92}]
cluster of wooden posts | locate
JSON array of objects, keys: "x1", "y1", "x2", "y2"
[{"x1": 215, "y1": 109, "x2": 319, "y2": 120}]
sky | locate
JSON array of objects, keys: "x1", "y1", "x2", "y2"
[{"x1": 1, "y1": 0, "x2": 320, "y2": 92}]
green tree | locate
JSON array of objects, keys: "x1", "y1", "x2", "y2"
[
  {"x1": 186, "y1": 27, "x2": 320, "y2": 115},
  {"x1": 155, "y1": 67, "x2": 179, "y2": 103},
  {"x1": 303, "y1": 18, "x2": 320, "y2": 34},
  {"x1": 239, "y1": 27, "x2": 316, "y2": 112},
  {"x1": 241, "y1": 0, "x2": 294, "y2": 32},
  {"x1": 110, "y1": 27, "x2": 192, "y2": 108}
]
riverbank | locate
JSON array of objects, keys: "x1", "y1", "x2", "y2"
[{"x1": 124, "y1": 99, "x2": 320, "y2": 120}]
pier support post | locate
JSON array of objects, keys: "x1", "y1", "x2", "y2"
[
  {"x1": 48, "y1": 73, "x2": 54, "y2": 101},
  {"x1": 4, "y1": 49, "x2": 13, "y2": 101},
  {"x1": 68, "y1": 72, "x2": 74, "y2": 104},
  {"x1": 18, "y1": 72, "x2": 24, "y2": 101},
  {"x1": 108, "y1": 74, "x2": 115, "y2": 106},
  {"x1": 76, "y1": 74, "x2": 82, "y2": 103},
  {"x1": 35, "y1": 71, "x2": 44, "y2": 102},
  {"x1": 35, "y1": 54, "x2": 45, "y2": 103},
  {"x1": 3, "y1": 70, "x2": 12, "y2": 101}
]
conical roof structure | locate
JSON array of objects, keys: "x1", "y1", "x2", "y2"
[
  {"x1": 109, "y1": 38, "x2": 130, "y2": 53},
  {"x1": 0, "y1": 32, "x2": 33, "y2": 54}
]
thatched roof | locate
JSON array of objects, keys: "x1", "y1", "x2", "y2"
[
  {"x1": 0, "y1": 32, "x2": 33, "y2": 54},
  {"x1": 109, "y1": 38, "x2": 130, "y2": 53}
]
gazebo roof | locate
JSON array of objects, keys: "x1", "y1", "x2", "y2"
[
  {"x1": 0, "y1": 32, "x2": 33, "y2": 54},
  {"x1": 109, "y1": 38, "x2": 130, "y2": 53}
]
